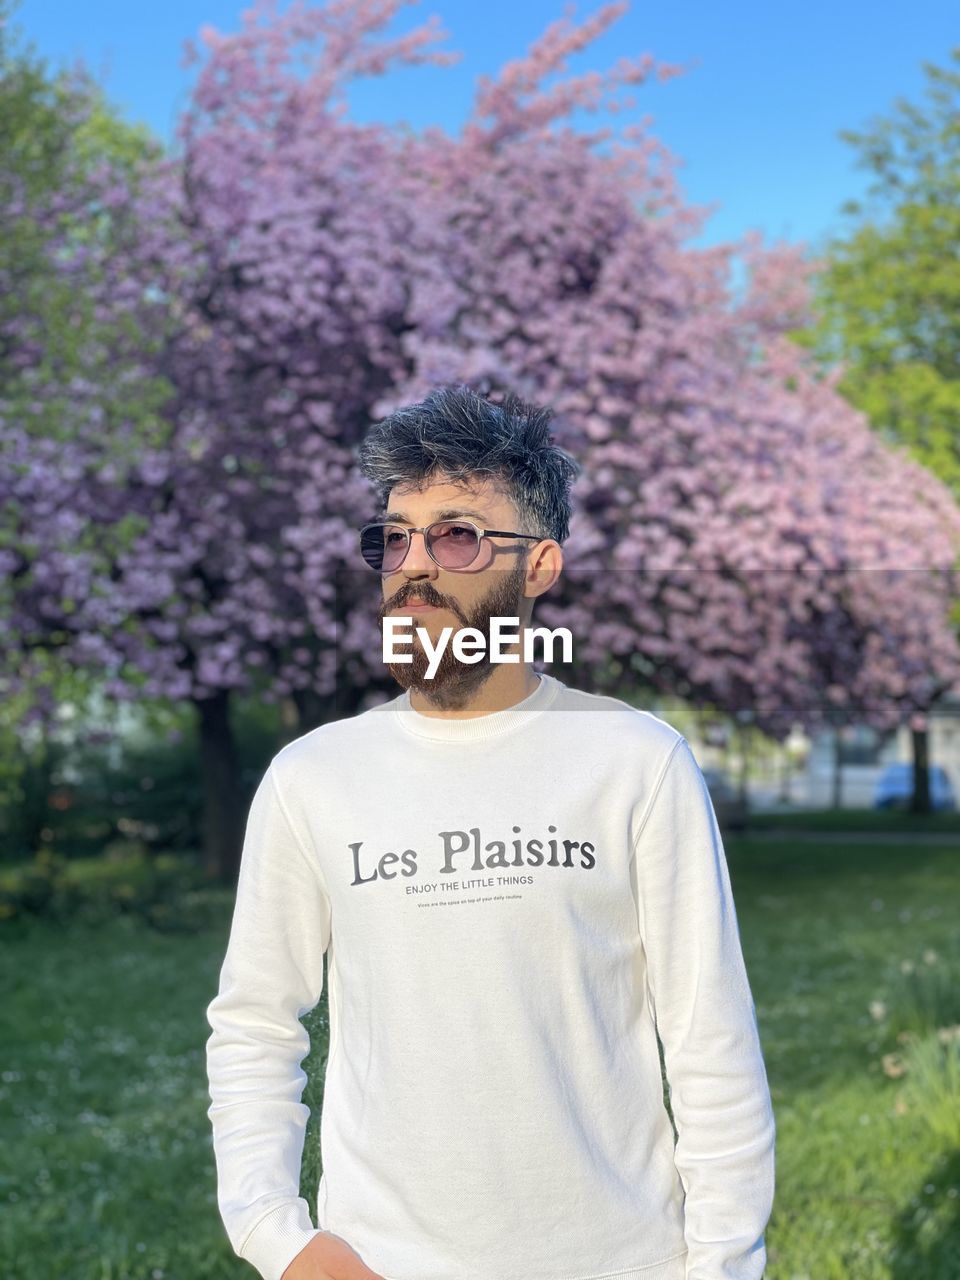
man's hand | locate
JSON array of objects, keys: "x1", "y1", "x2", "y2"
[{"x1": 281, "y1": 1230, "x2": 389, "y2": 1280}]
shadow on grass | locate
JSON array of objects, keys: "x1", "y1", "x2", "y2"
[{"x1": 890, "y1": 1149, "x2": 960, "y2": 1278}]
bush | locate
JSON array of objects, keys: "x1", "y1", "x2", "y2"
[
  {"x1": 0, "y1": 847, "x2": 225, "y2": 932},
  {"x1": 0, "y1": 688, "x2": 286, "y2": 864},
  {"x1": 899, "y1": 1027, "x2": 960, "y2": 1147},
  {"x1": 873, "y1": 937, "x2": 960, "y2": 1148}
]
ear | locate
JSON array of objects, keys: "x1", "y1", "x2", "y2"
[{"x1": 525, "y1": 540, "x2": 563, "y2": 600}]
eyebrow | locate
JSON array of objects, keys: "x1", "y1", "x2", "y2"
[{"x1": 377, "y1": 507, "x2": 492, "y2": 525}]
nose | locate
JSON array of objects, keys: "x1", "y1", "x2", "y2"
[{"x1": 399, "y1": 529, "x2": 437, "y2": 576}]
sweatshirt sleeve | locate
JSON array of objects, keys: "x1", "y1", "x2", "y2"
[
  {"x1": 632, "y1": 736, "x2": 776, "y2": 1280},
  {"x1": 204, "y1": 762, "x2": 331, "y2": 1280}
]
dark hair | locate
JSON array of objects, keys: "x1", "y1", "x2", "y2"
[{"x1": 355, "y1": 384, "x2": 582, "y2": 544}]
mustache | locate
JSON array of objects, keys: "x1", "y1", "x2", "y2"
[
  {"x1": 387, "y1": 587, "x2": 447, "y2": 610},
  {"x1": 379, "y1": 560, "x2": 528, "y2": 624},
  {"x1": 378, "y1": 589, "x2": 468, "y2": 630}
]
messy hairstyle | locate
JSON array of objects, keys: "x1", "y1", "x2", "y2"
[{"x1": 355, "y1": 384, "x2": 582, "y2": 544}]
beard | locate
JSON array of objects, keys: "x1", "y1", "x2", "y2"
[{"x1": 377, "y1": 557, "x2": 529, "y2": 711}]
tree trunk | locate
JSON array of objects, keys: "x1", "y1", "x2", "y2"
[
  {"x1": 910, "y1": 725, "x2": 931, "y2": 815},
  {"x1": 831, "y1": 726, "x2": 843, "y2": 810},
  {"x1": 737, "y1": 722, "x2": 749, "y2": 807},
  {"x1": 291, "y1": 675, "x2": 393, "y2": 736},
  {"x1": 777, "y1": 742, "x2": 792, "y2": 803},
  {"x1": 21, "y1": 720, "x2": 56, "y2": 856},
  {"x1": 290, "y1": 686, "x2": 339, "y2": 736},
  {"x1": 196, "y1": 690, "x2": 245, "y2": 884}
]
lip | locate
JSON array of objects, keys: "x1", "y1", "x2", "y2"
[{"x1": 395, "y1": 602, "x2": 442, "y2": 612}]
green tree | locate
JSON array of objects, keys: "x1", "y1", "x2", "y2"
[
  {"x1": 801, "y1": 45, "x2": 960, "y2": 487},
  {"x1": 0, "y1": 0, "x2": 169, "y2": 807},
  {"x1": 0, "y1": 0, "x2": 167, "y2": 439},
  {"x1": 800, "y1": 46, "x2": 960, "y2": 813}
]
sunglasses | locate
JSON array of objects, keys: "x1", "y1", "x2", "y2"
[{"x1": 358, "y1": 519, "x2": 541, "y2": 574}]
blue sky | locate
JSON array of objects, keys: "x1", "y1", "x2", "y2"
[{"x1": 8, "y1": 0, "x2": 956, "y2": 258}]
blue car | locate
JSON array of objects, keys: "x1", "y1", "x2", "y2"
[{"x1": 873, "y1": 762, "x2": 956, "y2": 811}]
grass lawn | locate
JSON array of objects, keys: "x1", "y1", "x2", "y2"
[
  {"x1": 1, "y1": 836, "x2": 958, "y2": 1279},
  {"x1": 745, "y1": 809, "x2": 960, "y2": 834}
]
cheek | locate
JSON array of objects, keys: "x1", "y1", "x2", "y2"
[{"x1": 463, "y1": 542, "x2": 497, "y2": 573}]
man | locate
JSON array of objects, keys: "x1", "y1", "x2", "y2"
[{"x1": 205, "y1": 384, "x2": 776, "y2": 1280}]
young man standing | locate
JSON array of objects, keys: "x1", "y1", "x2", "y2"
[{"x1": 205, "y1": 385, "x2": 776, "y2": 1280}]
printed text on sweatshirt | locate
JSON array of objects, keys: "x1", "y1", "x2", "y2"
[{"x1": 205, "y1": 672, "x2": 776, "y2": 1280}]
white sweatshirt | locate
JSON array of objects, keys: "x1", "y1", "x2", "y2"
[{"x1": 205, "y1": 672, "x2": 776, "y2": 1280}]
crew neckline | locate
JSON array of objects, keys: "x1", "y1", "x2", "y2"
[{"x1": 392, "y1": 671, "x2": 564, "y2": 742}]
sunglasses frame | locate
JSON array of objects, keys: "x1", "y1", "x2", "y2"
[{"x1": 358, "y1": 518, "x2": 542, "y2": 574}]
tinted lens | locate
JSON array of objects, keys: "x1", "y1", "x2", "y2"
[
  {"x1": 360, "y1": 524, "x2": 409, "y2": 572},
  {"x1": 427, "y1": 521, "x2": 480, "y2": 567}
]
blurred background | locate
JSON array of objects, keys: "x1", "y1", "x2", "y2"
[{"x1": 2, "y1": 1, "x2": 959, "y2": 1276}]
